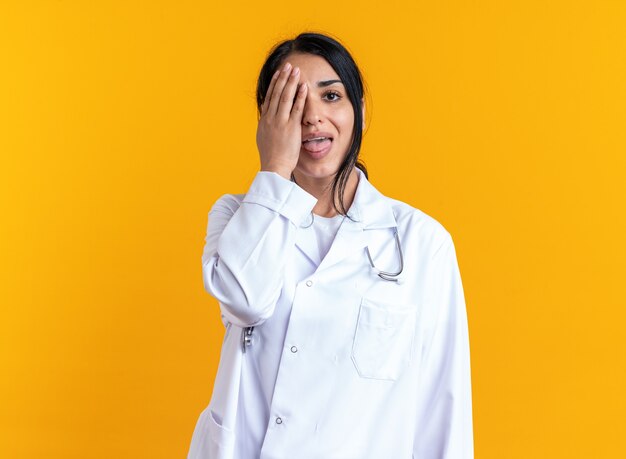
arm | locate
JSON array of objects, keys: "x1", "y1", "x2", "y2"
[
  {"x1": 201, "y1": 172, "x2": 317, "y2": 328},
  {"x1": 413, "y1": 235, "x2": 474, "y2": 458},
  {"x1": 202, "y1": 59, "x2": 310, "y2": 328}
]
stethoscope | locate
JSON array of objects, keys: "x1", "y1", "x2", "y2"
[
  {"x1": 242, "y1": 226, "x2": 405, "y2": 353},
  {"x1": 365, "y1": 228, "x2": 404, "y2": 283}
]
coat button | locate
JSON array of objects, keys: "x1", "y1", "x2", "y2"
[
  {"x1": 290, "y1": 346, "x2": 298, "y2": 353},
  {"x1": 275, "y1": 417, "x2": 283, "y2": 424},
  {"x1": 306, "y1": 280, "x2": 313, "y2": 287}
]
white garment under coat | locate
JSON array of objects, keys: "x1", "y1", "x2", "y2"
[{"x1": 188, "y1": 169, "x2": 474, "y2": 459}]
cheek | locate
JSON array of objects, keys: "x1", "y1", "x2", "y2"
[
  {"x1": 334, "y1": 111, "x2": 355, "y2": 161},
  {"x1": 334, "y1": 109, "x2": 355, "y2": 139}
]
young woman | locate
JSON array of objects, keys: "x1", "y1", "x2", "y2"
[{"x1": 188, "y1": 32, "x2": 474, "y2": 459}]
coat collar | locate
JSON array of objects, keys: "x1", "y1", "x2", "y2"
[
  {"x1": 295, "y1": 168, "x2": 397, "y2": 272},
  {"x1": 346, "y1": 168, "x2": 397, "y2": 230}
]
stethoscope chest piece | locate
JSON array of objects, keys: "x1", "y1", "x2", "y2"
[{"x1": 242, "y1": 326, "x2": 254, "y2": 353}]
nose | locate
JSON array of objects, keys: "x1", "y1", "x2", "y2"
[{"x1": 301, "y1": 93, "x2": 322, "y2": 126}]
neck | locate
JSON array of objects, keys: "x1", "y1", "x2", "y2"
[{"x1": 293, "y1": 168, "x2": 359, "y2": 217}]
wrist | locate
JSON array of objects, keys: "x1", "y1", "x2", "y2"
[{"x1": 260, "y1": 164, "x2": 293, "y2": 180}]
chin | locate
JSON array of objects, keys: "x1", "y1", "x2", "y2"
[{"x1": 294, "y1": 162, "x2": 341, "y2": 180}]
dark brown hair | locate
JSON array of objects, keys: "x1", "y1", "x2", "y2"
[{"x1": 256, "y1": 32, "x2": 368, "y2": 216}]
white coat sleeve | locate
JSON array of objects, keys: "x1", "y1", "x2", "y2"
[
  {"x1": 201, "y1": 171, "x2": 317, "y2": 328},
  {"x1": 413, "y1": 234, "x2": 474, "y2": 458}
]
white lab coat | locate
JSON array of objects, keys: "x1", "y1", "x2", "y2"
[{"x1": 188, "y1": 169, "x2": 473, "y2": 459}]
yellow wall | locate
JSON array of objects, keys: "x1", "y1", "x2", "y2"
[{"x1": 1, "y1": 1, "x2": 625, "y2": 457}]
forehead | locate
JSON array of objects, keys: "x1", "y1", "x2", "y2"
[{"x1": 283, "y1": 52, "x2": 339, "y2": 79}]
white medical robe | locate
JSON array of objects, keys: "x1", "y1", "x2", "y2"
[{"x1": 188, "y1": 169, "x2": 474, "y2": 458}]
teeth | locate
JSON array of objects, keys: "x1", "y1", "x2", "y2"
[{"x1": 304, "y1": 137, "x2": 329, "y2": 143}]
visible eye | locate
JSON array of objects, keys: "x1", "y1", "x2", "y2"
[{"x1": 323, "y1": 91, "x2": 342, "y2": 102}]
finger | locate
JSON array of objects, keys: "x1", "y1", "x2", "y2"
[
  {"x1": 290, "y1": 82, "x2": 307, "y2": 120},
  {"x1": 261, "y1": 69, "x2": 280, "y2": 116},
  {"x1": 268, "y1": 62, "x2": 293, "y2": 117},
  {"x1": 277, "y1": 66, "x2": 300, "y2": 120}
]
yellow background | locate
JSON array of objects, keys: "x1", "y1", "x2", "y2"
[{"x1": 1, "y1": 1, "x2": 625, "y2": 457}]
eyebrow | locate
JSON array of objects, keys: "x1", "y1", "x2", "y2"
[{"x1": 316, "y1": 79, "x2": 343, "y2": 88}]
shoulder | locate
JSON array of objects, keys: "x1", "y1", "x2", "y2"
[
  {"x1": 359, "y1": 172, "x2": 453, "y2": 252},
  {"x1": 385, "y1": 195, "x2": 454, "y2": 255},
  {"x1": 209, "y1": 193, "x2": 245, "y2": 217}
]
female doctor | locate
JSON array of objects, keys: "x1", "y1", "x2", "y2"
[{"x1": 188, "y1": 32, "x2": 474, "y2": 459}]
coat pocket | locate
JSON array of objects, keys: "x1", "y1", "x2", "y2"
[
  {"x1": 187, "y1": 407, "x2": 236, "y2": 459},
  {"x1": 351, "y1": 298, "x2": 417, "y2": 381}
]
